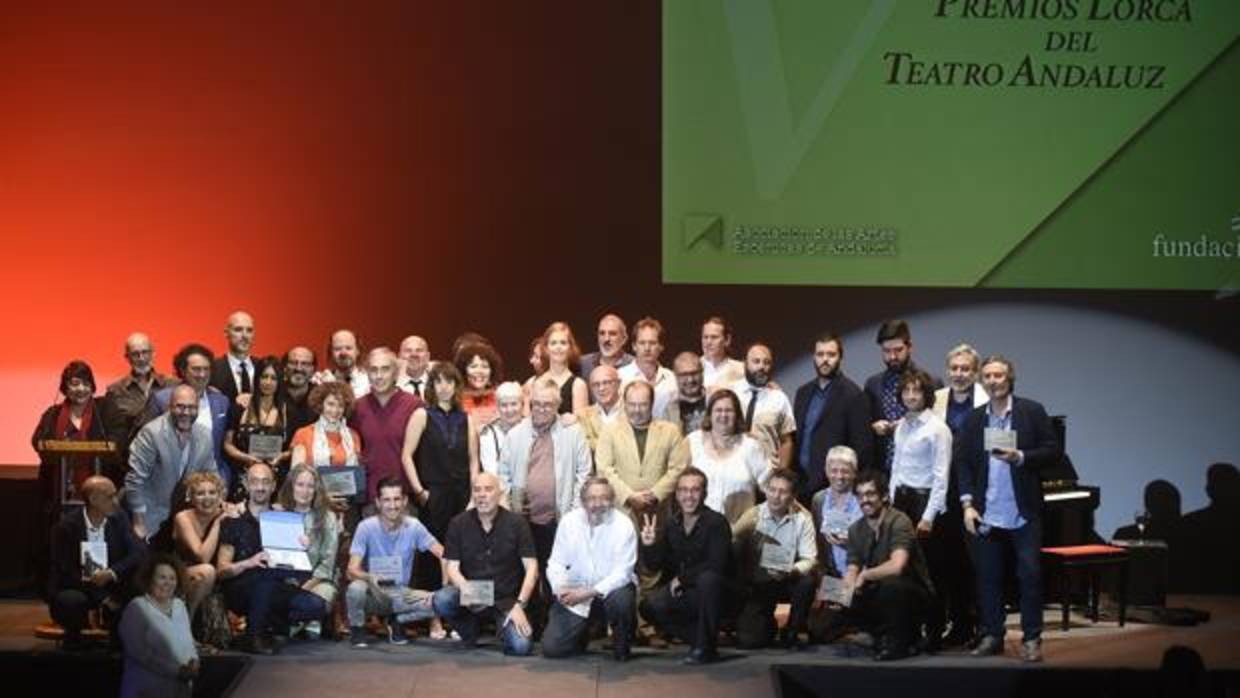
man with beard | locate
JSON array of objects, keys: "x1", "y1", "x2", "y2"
[
  {"x1": 638, "y1": 467, "x2": 732, "y2": 665},
  {"x1": 957, "y1": 355, "x2": 1059, "y2": 663},
  {"x1": 579, "y1": 313, "x2": 635, "y2": 381},
  {"x1": 127, "y1": 385, "x2": 218, "y2": 541},
  {"x1": 541, "y1": 477, "x2": 638, "y2": 660},
  {"x1": 209, "y1": 311, "x2": 257, "y2": 405},
  {"x1": 395, "y1": 335, "x2": 431, "y2": 399},
  {"x1": 840, "y1": 469, "x2": 934, "y2": 661},
  {"x1": 143, "y1": 344, "x2": 232, "y2": 488},
  {"x1": 280, "y1": 347, "x2": 319, "y2": 439},
  {"x1": 864, "y1": 320, "x2": 937, "y2": 473},
  {"x1": 666, "y1": 352, "x2": 708, "y2": 435},
  {"x1": 433, "y1": 472, "x2": 539, "y2": 655},
  {"x1": 793, "y1": 332, "x2": 873, "y2": 501},
  {"x1": 617, "y1": 317, "x2": 678, "y2": 422},
  {"x1": 575, "y1": 365, "x2": 624, "y2": 453},
  {"x1": 727, "y1": 343, "x2": 796, "y2": 470},
  {"x1": 104, "y1": 332, "x2": 176, "y2": 463},
  {"x1": 932, "y1": 344, "x2": 989, "y2": 435},
  {"x1": 313, "y1": 329, "x2": 370, "y2": 398},
  {"x1": 700, "y1": 316, "x2": 744, "y2": 391},
  {"x1": 217, "y1": 462, "x2": 322, "y2": 654}
]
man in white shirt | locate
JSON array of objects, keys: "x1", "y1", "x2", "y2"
[
  {"x1": 700, "y1": 316, "x2": 744, "y2": 391},
  {"x1": 312, "y1": 329, "x2": 370, "y2": 397},
  {"x1": 728, "y1": 343, "x2": 796, "y2": 470},
  {"x1": 541, "y1": 477, "x2": 638, "y2": 660},
  {"x1": 396, "y1": 335, "x2": 431, "y2": 398},
  {"x1": 618, "y1": 317, "x2": 678, "y2": 422}
]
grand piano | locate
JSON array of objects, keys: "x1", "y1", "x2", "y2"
[{"x1": 1040, "y1": 416, "x2": 1102, "y2": 546}]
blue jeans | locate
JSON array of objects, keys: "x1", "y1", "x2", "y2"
[
  {"x1": 972, "y1": 518, "x2": 1042, "y2": 642},
  {"x1": 432, "y1": 585, "x2": 533, "y2": 656}
]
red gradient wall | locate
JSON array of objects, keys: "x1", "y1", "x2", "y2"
[{"x1": 0, "y1": 2, "x2": 663, "y2": 463}]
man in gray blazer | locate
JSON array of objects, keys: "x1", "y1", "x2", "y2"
[
  {"x1": 498, "y1": 378, "x2": 592, "y2": 629},
  {"x1": 125, "y1": 384, "x2": 217, "y2": 541}
]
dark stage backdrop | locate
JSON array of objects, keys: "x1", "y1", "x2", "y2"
[{"x1": 2, "y1": 2, "x2": 1237, "y2": 536}]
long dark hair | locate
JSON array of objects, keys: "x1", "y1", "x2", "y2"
[{"x1": 241, "y1": 355, "x2": 286, "y2": 425}]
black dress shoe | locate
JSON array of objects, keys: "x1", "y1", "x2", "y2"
[
  {"x1": 682, "y1": 647, "x2": 720, "y2": 665},
  {"x1": 970, "y1": 635, "x2": 1003, "y2": 657},
  {"x1": 777, "y1": 628, "x2": 804, "y2": 650},
  {"x1": 940, "y1": 628, "x2": 974, "y2": 649},
  {"x1": 237, "y1": 634, "x2": 276, "y2": 656}
]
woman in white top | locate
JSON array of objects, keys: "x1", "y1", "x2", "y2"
[
  {"x1": 119, "y1": 553, "x2": 198, "y2": 698},
  {"x1": 889, "y1": 368, "x2": 952, "y2": 535},
  {"x1": 675, "y1": 389, "x2": 771, "y2": 523}
]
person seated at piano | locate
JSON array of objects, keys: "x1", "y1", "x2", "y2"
[
  {"x1": 289, "y1": 381, "x2": 361, "y2": 467},
  {"x1": 222, "y1": 356, "x2": 290, "y2": 489},
  {"x1": 49, "y1": 475, "x2": 144, "y2": 650},
  {"x1": 33, "y1": 360, "x2": 120, "y2": 510},
  {"x1": 956, "y1": 355, "x2": 1059, "y2": 663}
]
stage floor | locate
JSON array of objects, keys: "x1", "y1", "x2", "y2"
[{"x1": 2, "y1": 596, "x2": 1236, "y2": 698}]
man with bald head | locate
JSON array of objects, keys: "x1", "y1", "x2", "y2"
[
  {"x1": 126, "y1": 384, "x2": 218, "y2": 541},
  {"x1": 142, "y1": 343, "x2": 232, "y2": 489},
  {"x1": 210, "y1": 311, "x2": 257, "y2": 404},
  {"x1": 727, "y1": 343, "x2": 797, "y2": 470},
  {"x1": 50, "y1": 475, "x2": 144, "y2": 650},
  {"x1": 579, "y1": 313, "x2": 635, "y2": 382},
  {"x1": 666, "y1": 352, "x2": 708, "y2": 435},
  {"x1": 313, "y1": 329, "x2": 370, "y2": 398},
  {"x1": 103, "y1": 332, "x2": 175, "y2": 462},
  {"x1": 350, "y1": 347, "x2": 424, "y2": 503},
  {"x1": 396, "y1": 335, "x2": 432, "y2": 398},
  {"x1": 434, "y1": 472, "x2": 539, "y2": 654},
  {"x1": 575, "y1": 364, "x2": 624, "y2": 452}
]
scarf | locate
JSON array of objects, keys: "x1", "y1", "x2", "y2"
[
  {"x1": 312, "y1": 416, "x2": 357, "y2": 466},
  {"x1": 54, "y1": 398, "x2": 95, "y2": 440}
]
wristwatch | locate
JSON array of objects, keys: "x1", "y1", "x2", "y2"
[{"x1": 515, "y1": 599, "x2": 528, "y2": 609}]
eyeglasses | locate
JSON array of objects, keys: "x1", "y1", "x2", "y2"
[{"x1": 530, "y1": 400, "x2": 557, "y2": 411}]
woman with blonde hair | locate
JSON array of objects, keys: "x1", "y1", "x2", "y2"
[{"x1": 275, "y1": 464, "x2": 341, "y2": 638}]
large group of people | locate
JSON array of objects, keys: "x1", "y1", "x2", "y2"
[{"x1": 33, "y1": 310, "x2": 1063, "y2": 694}]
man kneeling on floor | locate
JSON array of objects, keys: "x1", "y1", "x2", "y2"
[
  {"x1": 837, "y1": 469, "x2": 934, "y2": 661},
  {"x1": 433, "y1": 472, "x2": 539, "y2": 655},
  {"x1": 731, "y1": 468, "x2": 818, "y2": 649},
  {"x1": 347, "y1": 477, "x2": 445, "y2": 648},
  {"x1": 541, "y1": 476, "x2": 638, "y2": 661}
]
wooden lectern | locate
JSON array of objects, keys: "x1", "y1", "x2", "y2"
[{"x1": 35, "y1": 439, "x2": 116, "y2": 509}]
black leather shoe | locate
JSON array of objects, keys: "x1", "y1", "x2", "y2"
[
  {"x1": 970, "y1": 635, "x2": 1003, "y2": 657},
  {"x1": 940, "y1": 627, "x2": 974, "y2": 649},
  {"x1": 777, "y1": 628, "x2": 804, "y2": 650},
  {"x1": 682, "y1": 647, "x2": 720, "y2": 665},
  {"x1": 237, "y1": 634, "x2": 276, "y2": 656}
]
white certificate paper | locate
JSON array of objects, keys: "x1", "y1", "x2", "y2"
[
  {"x1": 818, "y1": 575, "x2": 854, "y2": 607},
  {"x1": 80, "y1": 541, "x2": 108, "y2": 579},
  {"x1": 984, "y1": 427, "x2": 1017, "y2": 452},
  {"x1": 461, "y1": 580, "x2": 495, "y2": 608},
  {"x1": 760, "y1": 542, "x2": 795, "y2": 572}
]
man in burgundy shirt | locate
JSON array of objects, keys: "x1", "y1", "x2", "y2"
[{"x1": 350, "y1": 347, "x2": 424, "y2": 508}]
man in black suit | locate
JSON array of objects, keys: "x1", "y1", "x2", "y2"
[
  {"x1": 955, "y1": 355, "x2": 1060, "y2": 663},
  {"x1": 209, "y1": 310, "x2": 256, "y2": 405},
  {"x1": 793, "y1": 332, "x2": 874, "y2": 503},
  {"x1": 49, "y1": 476, "x2": 145, "y2": 650},
  {"x1": 863, "y1": 320, "x2": 939, "y2": 473}
]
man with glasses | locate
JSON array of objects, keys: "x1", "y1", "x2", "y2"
[
  {"x1": 142, "y1": 344, "x2": 233, "y2": 489},
  {"x1": 576, "y1": 365, "x2": 624, "y2": 453},
  {"x1": 666, "y1": 352, "x2": 708, "y2": 435},
  {"x1": 498, "y1": 379, "x2": 592, "y2": 631},
  {"x1": 103, "y1": 332, "x2": 175, "y2": 463},
  {"x1": 126, "y1": 384, "x2": 217, "y2": 541}
]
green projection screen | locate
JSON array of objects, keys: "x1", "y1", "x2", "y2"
[{"x1": 662, "y1": 0, "x2": 1240, "y2": 289}]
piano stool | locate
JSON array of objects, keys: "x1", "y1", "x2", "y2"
[{"x1": 1041, "y1": 544, "x2": 1129, "y2": 632}]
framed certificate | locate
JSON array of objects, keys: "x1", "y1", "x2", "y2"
[{"x1": 248, "y1": 434, "x2": 284, "y2": 462}]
